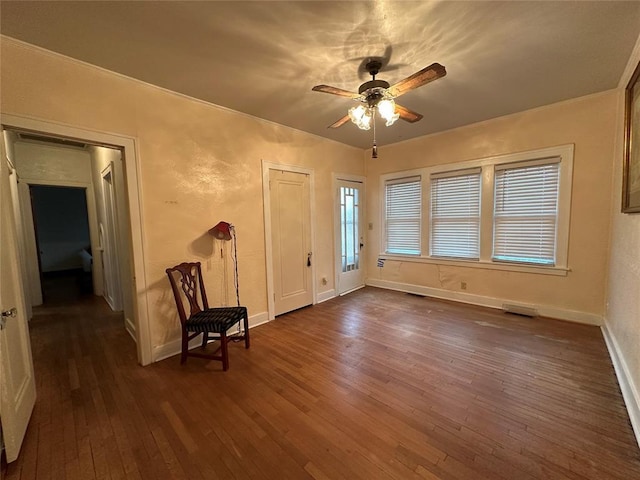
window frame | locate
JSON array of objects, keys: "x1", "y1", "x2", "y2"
[{"x1": 379, "y1": 145, "x2": 573, "y2": 276}]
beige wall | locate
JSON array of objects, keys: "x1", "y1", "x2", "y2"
[
  {"x1": 365, "y1": 90, "x2": 618, "y2": 323},
  {"x1": 0, "y1": 38, "x2": 364, "y2": 354},
  {"x1": 605, "y1": 39, "x2": 640, "y2": 440}
]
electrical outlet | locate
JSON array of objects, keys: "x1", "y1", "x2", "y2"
[
  {"x1": 368, "y1": 222, "x2": 373, "y2": 230},
  {"x1": 321, "y1": 277, "x2": 328, "y2": 286},
  {"x1": 461, "y1": 281, "x2": 467, "y2": 290}
]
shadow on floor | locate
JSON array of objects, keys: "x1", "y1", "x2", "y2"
[{"x1": 41, "y1": 269, "x2": 93, "y2": 305}]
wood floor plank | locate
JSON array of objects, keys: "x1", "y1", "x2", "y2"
[{"x1": 5, "y1": 283, "x2": 640, "y2": 480}]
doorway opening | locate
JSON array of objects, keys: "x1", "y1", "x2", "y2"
[
  {"x1": 29, "y1": 185, "x2": 93, "y2": 303},
  {"x1": 8, "y1": 135, "x2": 131, "y2": 318},
  {"x1": 1, "y1": 114, "x2": 151, "y2": 366}
]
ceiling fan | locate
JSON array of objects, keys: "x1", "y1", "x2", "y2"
[{"x1": 312, "y1": 59, "x2": 447, "y2": 132}]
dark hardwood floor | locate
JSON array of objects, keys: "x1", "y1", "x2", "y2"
[{"x1": 3, "y1": 286, "x2": 640, "y2": 479}]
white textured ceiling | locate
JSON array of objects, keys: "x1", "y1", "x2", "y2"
[{"x1": 2, "y1": 1, "x2": 640, "y2": 149}]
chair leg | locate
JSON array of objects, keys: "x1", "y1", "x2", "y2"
[
  {"x1": 220, "y1": 331, "x2": 229, "y2": 371},
  {"x1": 180, "y1": 329, "x2": 188, "y2": 364},
  {"x1": 201, "y1": 332, "x2": 208, "y2": 349},
  {"x1": 243, "y1": 315, "x2": 250, "y2": 349}
]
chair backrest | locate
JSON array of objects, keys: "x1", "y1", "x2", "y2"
[{"x1": 166, "y1": 262, "x2": 210, "y2": 324}]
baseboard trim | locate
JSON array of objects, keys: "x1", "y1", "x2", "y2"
[
  {"x1": 601, "y1": 324, "x2": 640, "y2": 448},
  {"x1": 124, "y1": 317, "x2": 136, "y2": 342},
  {"x1": 365, "y1": 278, "x2": 603, "y2": 326},
  {"x1": 248, "y1": 311, "x2": 270, "y2": 329},
  {"x1": 317, "y1": 289, "x2": 336, "y2": 304},
  {"x1": 339, "y1": 285, "x2": 365, "y2": 296},
  {"x1": 153, "y1": 311, "x2": 269, "y2": 362}
]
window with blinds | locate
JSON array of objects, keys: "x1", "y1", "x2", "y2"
[
  {"x1": 430, "y1": 169, "x2": 481, "y2": 259},
  {"x1": 493, "y1": 159, "x2": 560, "y2": 265},
  {"x1": 385, "y1": 176, "x2": 421, "y2": 255}
]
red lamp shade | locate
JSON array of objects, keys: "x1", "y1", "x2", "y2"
[{"x1": 208, "y1": 221, "x2": 232, "y2": 241}]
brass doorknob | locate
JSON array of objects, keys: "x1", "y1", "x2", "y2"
[{"x1": 1, "y1": 307, "x2": 17, "y2": 318}]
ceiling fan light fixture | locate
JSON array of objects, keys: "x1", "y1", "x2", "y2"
[
  {"x1": 377, "y1": 98, "x2": 399, "y2": 126},
  {"x1": 348, "y1": 105, "x2": 372, "y2": 130}
]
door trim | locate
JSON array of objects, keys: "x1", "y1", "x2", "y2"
[
  {"x1": 262, "y1": 161, "x2": 316, "y2": 320},
  {"x1": 1, "y1": 113, "x2": 152, "y2": 366},
  {"x1": 333, "y1": 173, "x2": 366, "y2": 296},
  {"x1": 100, "y1": 163, "x2": 123, "y2": 311}
]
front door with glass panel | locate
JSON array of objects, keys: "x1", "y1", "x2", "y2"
[{"x1": 336, "y1": 179, "x2": 364, "y2": 295}]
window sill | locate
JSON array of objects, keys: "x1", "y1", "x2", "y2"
[{"x1": 378, "y1": 254, "x2": 569, "y2": 276}]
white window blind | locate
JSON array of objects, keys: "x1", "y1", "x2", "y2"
[
  {"x1": 430, "y1": 169, "x2": 481, "y2": 259},
  {"x1": 493, "y1": 159, "x2": 560, "y2": 265},
  {"x1": 385, "y1": 176, "x2": 421, "y2": 255}
]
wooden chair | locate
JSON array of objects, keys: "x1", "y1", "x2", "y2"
[{"x1": 166, "y1": 262, "x2": 250, "y2": 371}]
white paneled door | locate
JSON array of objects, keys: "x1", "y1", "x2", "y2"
[
  {"x1": 101, "y1": 165, "x2": 122, "y2": 311},
  {"x1": 336, "y1": 178, "x2": 364, "y2": 295},
  {"x1": 0, "y1": 133, "x2": 36, "y2": 462},
  {"x1": 269, "y1": 169, "x2": 313, "y2": 316}
]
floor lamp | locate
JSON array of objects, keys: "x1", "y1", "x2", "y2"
[{"x1": 208, "y1": 221, "x2": 241, "y2": 309}]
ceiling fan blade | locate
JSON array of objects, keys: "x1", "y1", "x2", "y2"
[
  {"x1": 387, "y1": 63, "x2": 446, "y2": 98},
  {"x1": 312, "y1": 85, "x2": 361, "y2": 99},
  {"x1": 328, "y1": 115, "x2": 351, "y2": 129},
  {"x1": 395, "y1": 104, "x2": 423, "y2": 123}
]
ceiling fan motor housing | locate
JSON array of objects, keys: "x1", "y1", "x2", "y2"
[
  {"x1": 365, "y1": 90, "x2": 386, "y2": 107},
  {"x1": 359, "y1": 60, "x2": 393, "y2": 108},
  {"x1": 358, "y1": 79, "x2": 390, "y2": 95}
]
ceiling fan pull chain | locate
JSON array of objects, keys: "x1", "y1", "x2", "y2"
[{"x1": 372, "y1": 110, "x2": 378, "y2": 159}]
